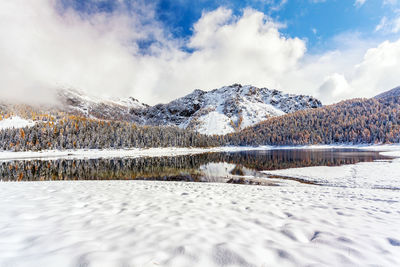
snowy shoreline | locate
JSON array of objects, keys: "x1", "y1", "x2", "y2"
[
  {"x1": 1, "y1": 144, "x2": 400, "y2": 161},
  {"x1": 261, "y1": 145, "x2": 400, "y2": 189}
]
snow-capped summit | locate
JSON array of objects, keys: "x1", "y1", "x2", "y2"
[{"x1": 141, "y1": 84, "x2": 322, "y2": 135}]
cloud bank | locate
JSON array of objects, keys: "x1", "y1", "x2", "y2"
[{"x1": 0, "y1": 0, "x2": 399, "y2": 105}]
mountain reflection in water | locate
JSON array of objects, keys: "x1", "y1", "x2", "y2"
[{"x1": 0, "y1": 149, "x2": 390, "y2": 182}]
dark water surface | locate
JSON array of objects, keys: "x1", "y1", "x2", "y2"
[{"x1": 0, "y1": 149, "x2": 391, "y2": 182}]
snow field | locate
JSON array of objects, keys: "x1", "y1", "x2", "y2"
[{"x1": 0, "y1": 181, "x2": 399, "y2": 267}]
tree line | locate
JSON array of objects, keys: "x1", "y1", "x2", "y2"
[
  {"x1": 0, "y1": 116, "x2": 224, "y2": 151},
  {"x1": 1, "y1": 96, "x2": 400, "y2": 151}
]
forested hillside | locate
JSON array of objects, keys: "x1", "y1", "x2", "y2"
[
  {"x1": 0, "y1": 116, "x2": 223, "y2": 151},
  {"x1": 227, "y1": 96, "x2": 400, "y2": 146}
]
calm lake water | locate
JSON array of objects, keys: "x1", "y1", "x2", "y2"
[{"x1": 0, "y1": 149, "x2": 391, "y2": 183}]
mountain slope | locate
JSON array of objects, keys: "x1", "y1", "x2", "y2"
[
  {"x1": 228, "y1": 95, "x2": 400, "y2": 146},
  {"x1": 375, "y1": 86, "x2": 400, "y2": 100},
  {"x1": 57, "y1": 88, "x2": 149, "y2": 121},
  {"x1": 0, "y1": 88, "x2": 149, "y2": 123},
  {"x1": 140, "y1": 84, "x2": 322, "y2": 135}
]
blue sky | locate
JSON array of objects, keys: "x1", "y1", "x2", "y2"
[{"x1": 62, "y1": 0, "x2": 400, "y2": 52}]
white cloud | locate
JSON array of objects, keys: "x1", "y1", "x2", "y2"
[
  {"x1": 317, "y1": 73, "x2": 353, "y2": 101},
  {"x1": 0, "y1": 2, "x2": 306, "y2": 104},
  {"x1": 384, "y1": 0, "x2": 398, "y2": 5},
  {"x1": 375, "y1": 17, "x2": 388, "y2": 32},
  {"x1": 270, "y1": 0, "x2": 289, "y2": 11},
  {"x1": 375, "y1": 16, "x2": 400, "y2": 33},
  {"x1": 177, "y1": 8, "x2": 306, "y2": 91},
  {"x1": 393, "y1": 17, "x2": 400, "y2": 33},
  {"x1": 349, "y1": 39, "x2": 400, "y2": 96},
  {"x1": 354, "y1": 0, "x2": 366, "y2": 7},
  {"x1": 0, "y1": 0, "x2": 399, "y2": 106},
  {"x1": 0, "y1": 0, "x2": 170, "y2": 104},
  {"x1": 299, "y1": 38, "x2": 400, "y2": 103}
]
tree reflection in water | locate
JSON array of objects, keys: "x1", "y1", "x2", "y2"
[{"x1": 0, "y1": 149, "x2": 390, "y2": 182}]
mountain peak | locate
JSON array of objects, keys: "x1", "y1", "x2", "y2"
[{"x1": 142, "y1": 84, "x2": 322, "y2": 135}]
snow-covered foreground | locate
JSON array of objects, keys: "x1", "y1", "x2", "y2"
[{"x1": 0, "y1": 181, "x2": 399, "y2": 267}]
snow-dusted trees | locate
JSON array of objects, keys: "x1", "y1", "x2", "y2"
[
  {"x1": 227, "y1": 97, "x2": 400, "y2": 146},
  {"x1": 0, "y1": 116, "x2": 223, "y2": 151}
]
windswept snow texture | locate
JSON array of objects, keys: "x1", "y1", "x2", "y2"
[
  {"x1": 0, "y1": 116, "x2": 35, "y2": 130},
  {"x1": 0, "y1": 180, "x2": 399, "y2": 267},
  {"x1": 142, "y1": 84, "x2": 322, "y2": 135}
]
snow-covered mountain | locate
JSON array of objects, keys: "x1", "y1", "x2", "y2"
[
  {"x1": 57, "y1": 88, "x2": 149, "y2": 121},
  {"x1": 1, "y1": 85, "x2": 322, "y2": 135},
  {"x1": 139, "y1": 84, "x2": 322, "y2": 135}
]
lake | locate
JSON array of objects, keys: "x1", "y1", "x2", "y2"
[{"x1": 0, "y1": 148, "x2": 391, "y2": 183}]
